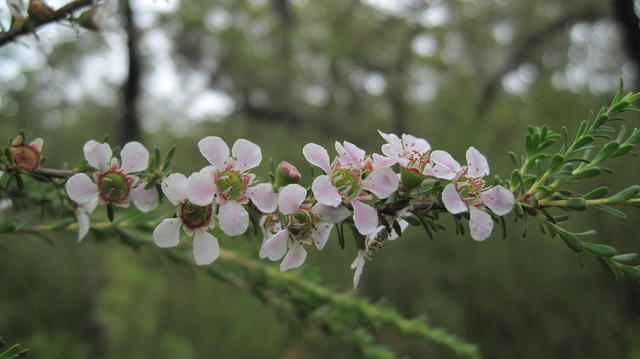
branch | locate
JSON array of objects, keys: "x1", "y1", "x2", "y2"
[
  {"x1": 7, "y1": 219, "x2": 481, "y2": 359},
  {"x1": 0, "y1": 0, "x2": 93, "y2": 47}
]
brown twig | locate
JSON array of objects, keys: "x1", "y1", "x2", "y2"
[
  {"x1": 0, "y1": 0, "x2": 93, "y2": 47},
  {"x1": 31, "y1": 167, "x2": 77, "y2": 178}
]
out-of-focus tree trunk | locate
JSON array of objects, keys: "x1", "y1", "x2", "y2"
[
  {"x1": 612, "y1": 0, "x2": 640, "y2": 90},
  {"x1": 121, "y1": 0, "x2": 141, "y2": 143}
]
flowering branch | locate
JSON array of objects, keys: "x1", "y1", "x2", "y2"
[
  {"x1": 0, "y1": 0, "x2": 92, "y2": 47},
  {"x1": 1, "y1": 84, "x2": 640, "y2": 356}
]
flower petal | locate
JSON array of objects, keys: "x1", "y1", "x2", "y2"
[
  {"x1": 362, "y1": 167, "x2": 399, "y2": 199},
  {"x1": 278, "y1": 184, "x2": 307, "y2": 215},
  {"x1": 480, "y1": 185, "x2": 515, "y2": 216},
  {"x1": 83, "y1": 140, "x2": 112, "y2": 171},
  {"x1": 153, "y1": 218, "x2": 182, "y2": 247},
  {"x1": 248, "y1": 183, "x2": 278, "y2": 213},
  {"x1": 312, "y1": 223, "x2": 333, "y2": 250},
  {"x1": 76, "y1": 211, "x2": 90, "y2": 242},
  {"x1": 466, "y1": 146, "x2": 490, "y2": 178},
  {"x1": 120, "y1": 141, "x2": 149, "y2": 174},
  {"x1": 311, "y1": 175, "x2": 341, "y2": 207},
  {"x1": 260, "y1": 229, "x2": 289, "y2": 260},
  {"x1": 186, "y1": 170, "x2": 216, "y2": 206},
  {"x1": 193, "y1": 230, "x2": 220, "y2": 265},
  {"x1": 30, "y1": 138, "x2": 44, "y2": 151},
  {"x1": 162, "y1": 173, "x2": 188, "y2": 205},
  {"x1": 303, "y1": 143, "x2": 331, "y2": 173},
  {"x1": 198, "y1": 136, "x2": 229, "y2": 169},
  {"x1": 218, "y1": 201, "x2": 249, "y2": 236},
  {"x1": 402, "y1": 134, "x2": 431, "y2": 154},
  {"x1": 424, "y1": 150, "x2": 461, "y2": 180},
  {"x1": 351, "y1": 252, "x2": 366, "y2": 289},
  {"x1": 311, "y1": 203, "x2": 350, "y2": 223},
  {"x1": 372, "y1": 153, "x2": 396, "y2": 170},
  {"x1": 280, "y1": 242, "x2": 307, "y2": 271},
  {"x1": 66, "y1": 173, "x2": 99, "y2": 204},
  {"x1": 442, "y1": 183, "x2": 468, "y2": 214},
  {"x1": 469, "y1": 206, "x2": 493, "y2": 241},
  {"x1": 231, "y1": 139, "x2": 262, "y2": 172},
  {"x1": 342, "y1": 141, "x2": 366, "y2": 164},
  {"x1": 378, "y1": 130, "x2": 403, "y2": 158},
  {"x1": 131, "y1": 186, "x2": 159, "y2": 212},
  {"x1": 351, "y1": 199, "x2": 378, "y2": 236}
]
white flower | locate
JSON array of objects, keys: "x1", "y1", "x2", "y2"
[
  {"x1": 153, "y1": 173, "x2": 220, "y2": 265},
  {"x1": 440, "y1": 147, "x2": 514, "y2": 241},
  {"x1": 260, "y1": 184, "x2": 350, "y2": 271},
  {"x1": 185, "y1": 137, "x2": 277, "y2": 237}
]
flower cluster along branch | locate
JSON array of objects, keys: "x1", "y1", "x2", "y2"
[{"x1": 1, "y1": 86, "x2": 640, "y2": 291}]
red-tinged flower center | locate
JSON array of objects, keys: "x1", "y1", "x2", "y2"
[
  {"x1": 216, "y1": 169, "x2": 249, "y2": 201},
  {"x1": 456, "y1": 178, "x2": 486, "y2": 203},
  {"x1": 97, "y1": 169, "x2": 131, "y2": 203},
  {"x1": 331, "y1": 168, "x2": 362, "y2": 199},
  {"x1": 287, "y1": 208, "x2": 316, "y2": 240},
  {"x1": 179, "y1": 201, "x2": 213, "y2": 230},
  {"x1": 10, "y1": 144, "x2": 41, "y2": 171}
]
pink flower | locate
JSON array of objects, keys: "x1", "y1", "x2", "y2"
[
  {"x1": 66, "y1": 140, "x2": 159, "y2": 238},
  {"x1": 153, "y1": 173, "x2": 220, "y2": 265},
  {"x1": 302, "y1": 141, "x2": 399, "y2": 236},
  {"x1": 186, "y1": 136, "x2": 277, "y2": 237},
  {"x1": 440, "y1": 147, "x2": 514, "y2": 241},
  {"x1": 378, "y1": 131, "x2": 431, "y2": 169},
  {"x1": 259, "y1": 184, "x2": 350, "y2": 271}
]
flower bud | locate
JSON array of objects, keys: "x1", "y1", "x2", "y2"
[
  {"x1": 10, "y1": 135, "x2": 43, "y2": 171},
  {"x1": 274, "y1": 161, "x2": 301, "y2": 188},
  {"x1": 27, "y1": 0, "x2": 55, "y2": 22}
]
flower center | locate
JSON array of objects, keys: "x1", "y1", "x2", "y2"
[
  {"x1": 98, "y1": 171, "x2": 130, "y2": 202},
  {"x1": 180, "y1": 201, "x2": 213, "y2": 230},
  {"x1": 10, "y1": 144, "x2": 40, "y2": 171},
  {"x1": 287, "y1": 209, "x2": 315, "y2": 240},
  {"x1": 332, "y1": 168, "x2": 361, "y2": 199},
  {"x1": 217, "y1": 170, "x2": 247, "y2": 201}
]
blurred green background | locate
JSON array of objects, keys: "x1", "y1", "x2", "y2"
[{"x1": 1, "y1": 0, "x2": 640, "y2": 357}]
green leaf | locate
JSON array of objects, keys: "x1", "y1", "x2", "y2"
[
  {"x1": 606, "y1": 185, "x2": 640, "y2": 203},
  {"x1": 592, "y1": 141, "x2": 619, "y2": 163},
  {"x1": 107, "y1": 203, "x2": 115, "y2": 222},
  {"x1": 508, "y1": 151, "x2": 519, "y2": 167},
  {"x1": 548, "y1": 154, "x2": 564, "y2": 172},
  {"x1": 337, "y1": 222, "x2": 345, "y2": 249},
  {"x1": 583, "y1": 187, "x2": 608, "y2": 200},
  {"x1": 592, "y1": 204, "x2": 626, "y2": 219},
  {"x1": 162, "y1": 145, "x2": 176, "y2": 170},
  {"x1": 558, "y1": 230, "x2": 583, "y2": 252},
  {"x1": 570, "y1": 167, "x2": 601, "y2": 180},
  {"x1": 612, "y1": 253, "x2": 637, "y2": 262},
  {"x1": 583, "y1": 242, "x2": 617, "y2": 257},
  {"x1": 565, "y1": 197, "x2": 587, "y2": 210}
]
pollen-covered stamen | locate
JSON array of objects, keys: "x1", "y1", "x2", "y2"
[
  {"x1": 331, "y1": 168, "x2": 362, "y2": 199},
  {"x1": 287, "y1": 208, "x2": 316, "y2": 240},
  {"x1": 97, "y1": 170, "x2": 131, "y2": 203},
  {"x1": 179, "y1": 201, "x2": 213, "y2": 230},
  {"x1": 216, "y1": 169, "x2": 248, "y2": 201},
  {"x1": 10, "y1": 144, "x2": 41, "y2": 171}
]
